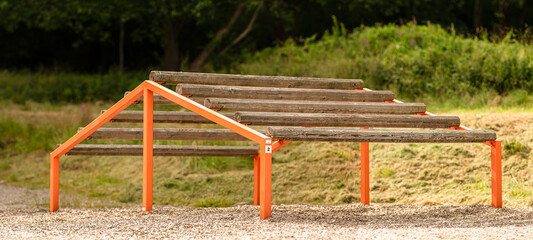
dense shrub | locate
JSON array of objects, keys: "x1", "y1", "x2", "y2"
[
  {"x1": 0, "y1": 71, "x2": 146, "y2": 103},
  {"x1": 235, "y1": 23, "x2": 533, "y2": 102}
]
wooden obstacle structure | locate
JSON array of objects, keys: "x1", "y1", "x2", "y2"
[{"x1": 51, "y1": 71, "x2": 502, "y2": 219}]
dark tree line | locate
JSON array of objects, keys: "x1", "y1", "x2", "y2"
[{"x1": 0, "y1": 0, "x2": 531, "y2": 72}]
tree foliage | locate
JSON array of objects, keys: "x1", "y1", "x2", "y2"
[{"x1": 0, "y1": 0, "x2": 531, "y2": 72}]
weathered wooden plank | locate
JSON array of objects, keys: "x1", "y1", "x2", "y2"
[
  {"x1": 125, "y1": 91, "x2": 204, "y2": 105},
  {"x1": 150, "y1": 71, "x2": 364, "y2": 89},
  {"x1": 61, "y1": 144, "x2": 258, "y2": 156},
  {"x1": 107, "y1": 110, "x2": 233, "y2": 123},
  {"x1": 234, "y1": 112, "x2": 460, "y2": 128},
  {"x1": 82, "y1": 128, "x2": 263, "y2": 141},
  {"x1": 205, "y1": 98, "x2": 426, "y2": 114},
  {"x1": 177, "y1": 84, "x2": 393, "y2": 102},
  {"x1": 266, "y1": 127, "x2": 497, "y2": 143}
]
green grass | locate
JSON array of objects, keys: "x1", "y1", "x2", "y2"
[
  {"x1": 233, "y1": 22, "x2": 533, "y2": 108},
  {"x1": 0, "y1": 102, "x2": 256, "y2": 207},
  {"x1": 0, "y1": 103, "x2": 79, "y2": 155},
  {"x1": 375, "y1": 168, "x2": 395, "y2": 178},
  {"x1": 0, "y1": 103, "x2": 532, "y2": 207},
  {"x1": 504, "y1": 139, "x2": 531, "y2": 157}
]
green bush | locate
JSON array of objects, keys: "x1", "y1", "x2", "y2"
[
  {"x1": 235, "y1": 23, "x2": 533, "y2": 103},
  {"x1": 0, "y1": 71, "x2": 146, "y2": 104}
]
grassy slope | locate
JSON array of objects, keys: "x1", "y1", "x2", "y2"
[{"x1": 1, "y1": 103, "x2": 531, "y2": 207}]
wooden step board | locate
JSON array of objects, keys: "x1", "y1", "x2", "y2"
[
  {"x1": 132, "y1": 88, "x2": 392, "y2": 105},
  {"x1": 83, "y1": 128, "x2": 261, "y2": 141},
  {"x1": 235, "y1": 112, "x2": 460, "y2": 128},
  {"x1": 61, "y1": 144, "x2": 258, "y2": 156},
  {"x1": 205, "y1": 98, "x2": 426, "y2": 114},
  {"x1": 176, "y1": 84, "x2": 393, "y2": 102},
  {"x1": 125, "y1": 91, "x2": 204, "y2": 105},
  {"x1": 150, "y1": 71, "x2": 364, "y2": 89},
  {"x1": 108, "y1": 111, "x2": 233, "y2": 123},
  {"x1": 266, "y1": 127, "x2": 496, "y2": 143}
]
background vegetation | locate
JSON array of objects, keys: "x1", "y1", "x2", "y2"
[
  {"x1": 1, "y1": 0, "x2": 531, "y2": 72},
  {"x1": 0, "y1": 1, "x2": 531, "y2": 208},
  {"x1": 1, "y1": 23, "x2": 532, "y2": 107},
  {"x1": 236, "y1": 23, "x2": 533, "y2": 106}
]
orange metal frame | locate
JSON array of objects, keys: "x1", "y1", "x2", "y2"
[
  {"x1": 51, "y1": 81, "x2": 502, "y2": 220},
  {"x1": 355, "y1": 88, "x2": 502, "y2": 208},
  {"x1": 50, "y1": 81, "x2": 274, "y2": 219}
]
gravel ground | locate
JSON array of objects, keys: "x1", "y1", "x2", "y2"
[{"x1": 1, "y1": 183, "x2": 532, "y2": 239}]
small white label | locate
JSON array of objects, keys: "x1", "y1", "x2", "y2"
[
  {"x1": 265, "y1": 145, "x2": 272, "y2": 153},
  {"x1": 265, "y1": 139, "x2": 272, "y2": 144},
  {"x1": 142, "y1": 207, "x2": 146, "y2": 211}
]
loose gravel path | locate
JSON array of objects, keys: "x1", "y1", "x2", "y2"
[{"x1": 1, "y1": 183, "x2": 532, "y2": 239}]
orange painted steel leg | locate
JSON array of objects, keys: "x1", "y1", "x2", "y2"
[
  {"x1": 360, "y1": 126, "x2": 370, "y2": 205},
  {"x1": 143, "y1": 89, "x2": 154, "y2": 212},
  {"x1": 253, "y1": 155, "x2": 260, "y2": 205},
  {"x1": 360, "y1": 142, "x2": 370, "y2": 205},
  {"x1": 50, "y1": 155, "x2": 59, "y2": 212},
  {"x1": 260, "y1": 140, "x2": 273, "y2": 219},
  {"x1": 490, "y1": 140, "x2": 502, "y2": 208}
]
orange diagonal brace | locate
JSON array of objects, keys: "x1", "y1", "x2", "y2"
[
  {"x1": 272, "y1": 141, "x2": 291, "y2": 153},
  {"x1": 145, "y1": 81, "x2": 267, "y2": 144},
  {"x1": 51, "y1": 83, "x2": 146, "y2": 158},
  {"x1": 50, "y1": 82, "x2": 147, "y2": 213}
]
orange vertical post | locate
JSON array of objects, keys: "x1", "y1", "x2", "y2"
[
  {"x1": 50, "y1": 155, "x2": 59, "y2": 212},
  {"x1": 143, "y1": 89, "x2": 154, "y2": 212},
  {"x1": 360, "y1": 127, "x2": 370, "y2": 205},
  {"x1": 490, "y1": 140, "x2": 502, "y2": 208},
  {"x1": 360, "y1": 142, "x2": 370, "y2": 205},
  {"x1": 253, "y1": 155, "x2": 261, "y2": 205},
  {"x1": 260, "y1": 139, "x2": 273, "y2": 219}
]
